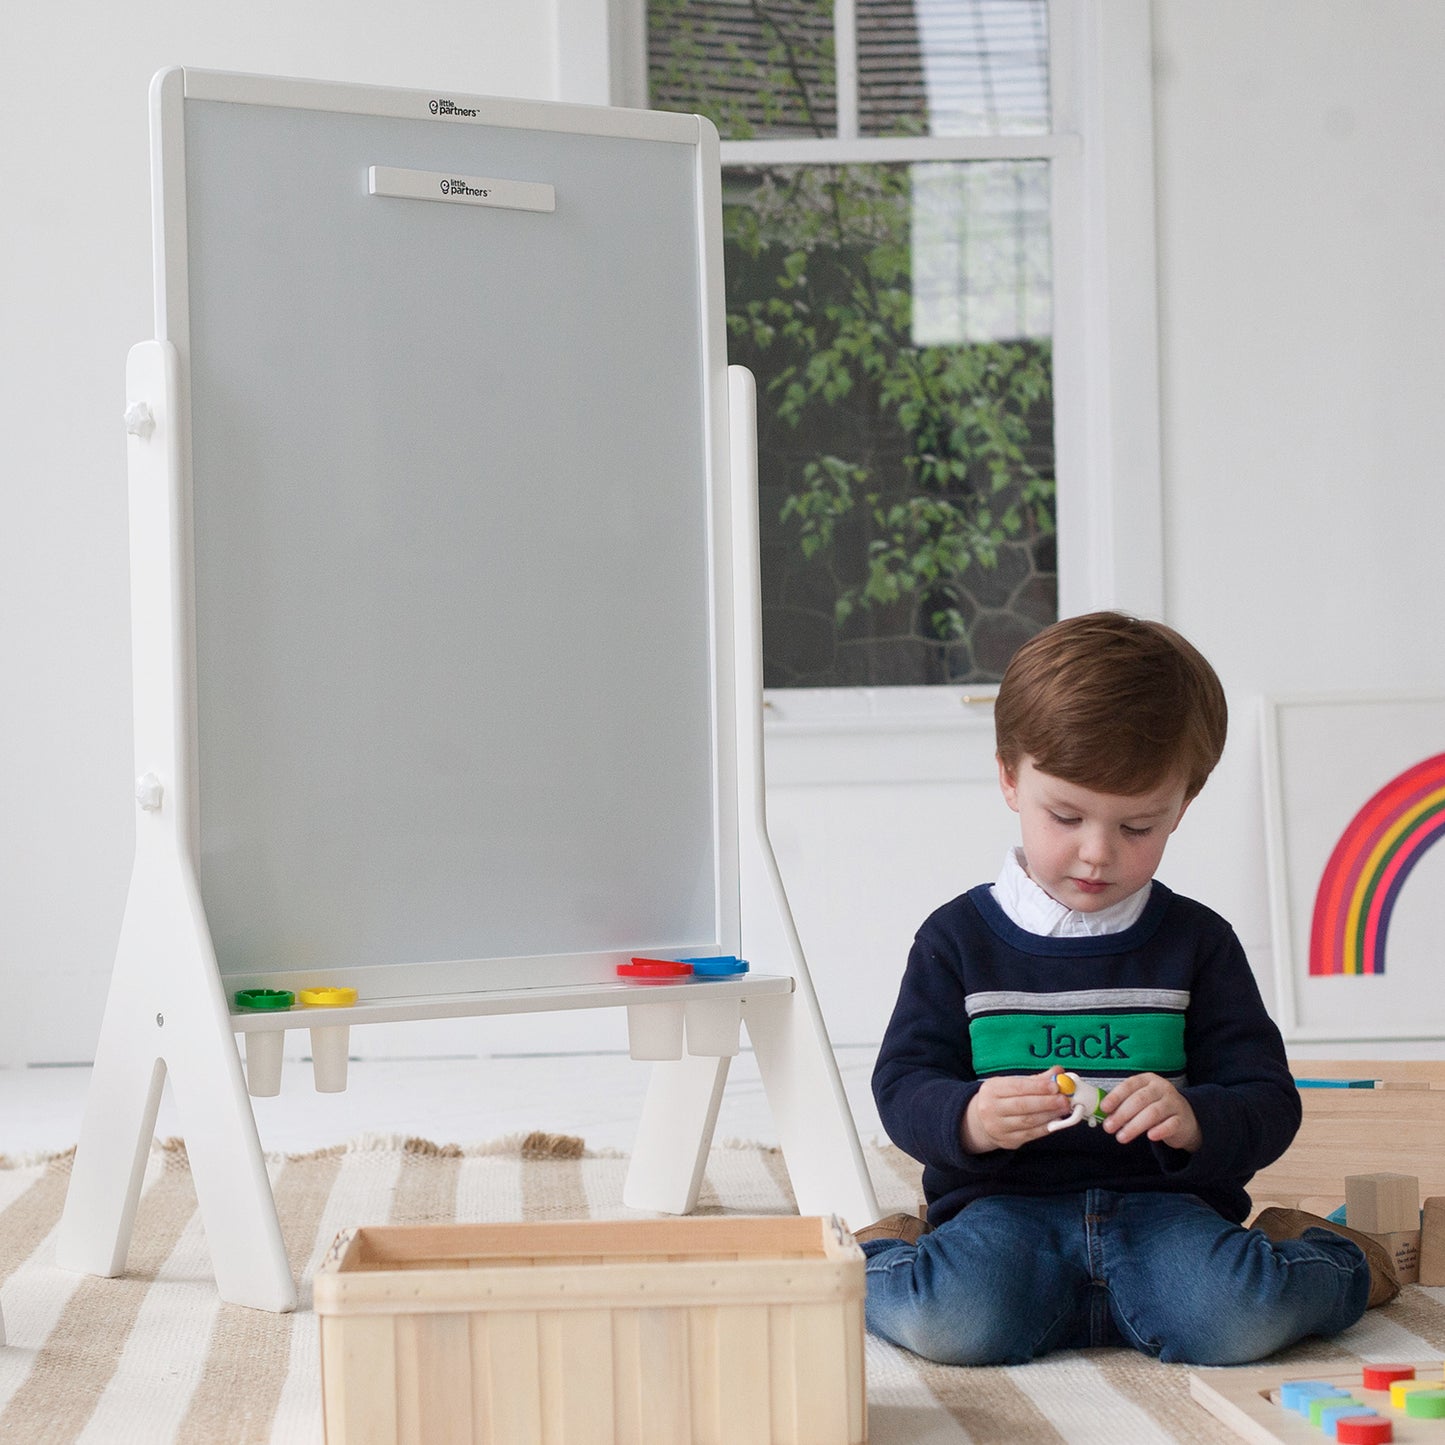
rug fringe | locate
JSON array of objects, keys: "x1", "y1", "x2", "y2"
[
  {"x1": 519, "y1": 1130, "x2": 586, "y2": 1159},
  {"x1": 0, "y1": 1143, "x2": 77, "y2": 1171},
  {"x1": 275, "y1": 1131, "x2": 625, "y2": 1162},
  {"x1": 0, "y1": 1133, "x2": 842, "y2": 1171}
]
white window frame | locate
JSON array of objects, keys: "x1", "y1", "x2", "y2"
[{"x1": 567, "y1": 0, "x2": 1162, "y2": 744}]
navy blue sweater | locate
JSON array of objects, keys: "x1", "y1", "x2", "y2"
[{"x1": 872, "y1": 882, "x2": 1300, "y2": 1226}]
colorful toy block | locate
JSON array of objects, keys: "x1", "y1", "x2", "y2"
[{"x1": 1191, "y1": 1361, "x2": 1445, "y2": 1443}]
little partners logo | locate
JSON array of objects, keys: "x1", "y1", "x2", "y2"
[
  {"x1": 429, "y1": 98, "x2": 479, "y2": 118},
  {"x1": 439, "y1": 178, "x2": 492, "y2": 199}
]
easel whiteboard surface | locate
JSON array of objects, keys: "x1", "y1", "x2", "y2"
[{"x1": 166, "y1": 72, "x2": 733, "y2": 993}]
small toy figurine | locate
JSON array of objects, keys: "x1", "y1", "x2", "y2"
[{"x1": 1047, "y1": 1070, "x2": 1109, "y2": 1132}]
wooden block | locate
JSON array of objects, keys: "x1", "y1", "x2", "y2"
[
  {"x1": 1359, "y1": 1227, "x2": 1420, "y2": 1284},
  {"x1": 1420, "y1": 1197, "x2": 1445, "y2": 1286},
  {"x1": 1346, "y1": 1171, "x2": 1420, "y2": 1235}
]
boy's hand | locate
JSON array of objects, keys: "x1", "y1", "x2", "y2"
[
  {"x1": 962, "y1": 1068, "x2": 1073, "y2": 1153},
  {"x1": 1102, "y1": 1073, "x2": 1203, "y2": 1151}
]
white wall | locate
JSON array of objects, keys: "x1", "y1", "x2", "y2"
[
  {"x1": 6, "y1": 0, "x2": 1445, "y2": 1068},
  {"x1": 1149, "y1": 0, "x2": 1445, "y2": 1017},
  {"x1": 770, "y1": 0, "x2": 1445, "y2": 1053},
  {"x1": 0, "y1": 2, "x2": 559, "y2": 1067},
  {"x1": 761, "y1": 705, "x2": 1009, "y2": 1045}
]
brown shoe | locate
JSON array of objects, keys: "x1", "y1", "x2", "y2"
[
  {"x1": 853, "y1": 1212, "x2": 932, "y2": 1246},
  {"x1": 1253, "y1": 1207, "x2": 1401, "y2": 1308}
]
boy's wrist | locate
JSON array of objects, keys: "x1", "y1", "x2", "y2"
[{"x1": 960, "y1": 1098, "x2": 995, "y2": 1154}]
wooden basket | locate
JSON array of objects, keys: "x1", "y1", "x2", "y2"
[{"x1": 314, "y1": 1215, "x2": 867, "y2": 1445}]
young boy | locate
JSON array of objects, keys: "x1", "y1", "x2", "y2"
[{"x1": 861, "y1": 612, "x2": 1394, "y2": 1367}]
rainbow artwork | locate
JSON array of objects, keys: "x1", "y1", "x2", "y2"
[{"x1": 1310, "y1": 752, "x2": 1445, "y2": 976}]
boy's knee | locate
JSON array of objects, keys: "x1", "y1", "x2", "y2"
[
  {"x1": 1113, "y1": 1229, "x2": 1369, "y2": 1365},
  {"x1": 864, "y1": 1250, "x2": 1052, "y2": 1365},
  {"x1": 868, "y1": 1296, "x2": 1032, "y2": 1366},
  {"x1": 1149, "y1": 1309, "x2": 1313, "y2": 1366}
]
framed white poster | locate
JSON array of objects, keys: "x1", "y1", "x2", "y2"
[{"x1": 1263, "y1": 693, "x2": 1445, "y2": 1041}]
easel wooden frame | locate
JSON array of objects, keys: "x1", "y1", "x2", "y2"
[{"x1": 56, "y1": 69, "x2": 878, "y2": 1312}]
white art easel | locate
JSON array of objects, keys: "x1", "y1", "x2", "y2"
[{"x1": 55, "y1": 68, "x2": 879, "y2": 1312}]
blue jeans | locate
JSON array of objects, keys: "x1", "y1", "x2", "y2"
[{"x1": 863, "y1": 1190, "x2": 1370, "y2": 1366}]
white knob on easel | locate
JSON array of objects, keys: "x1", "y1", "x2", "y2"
[
  {"x1": 135, "y1": 773, "x2": 164, "y2": 811},
  {"x1": 123, "y1": 401, "x2": 155, "y2": 437}
]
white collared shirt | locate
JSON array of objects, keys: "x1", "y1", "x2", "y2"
[{"x1": 991, "y1": 847, "x2": 1153, "y2": 938}]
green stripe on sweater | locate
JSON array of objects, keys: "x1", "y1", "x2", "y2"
[{"x1": 970, "y1": 1010, "x2": 1186, "y2": 1076}]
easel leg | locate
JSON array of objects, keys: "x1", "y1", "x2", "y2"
[
  {"x1": 53, "y1": 1023, "x2": 166, "y2": 1280},
  {"x1": 745, "y1": 992, "x2": 880, "y2": 1230},
  {"x1": 725, "y1": 365, "x2": 880, "y2": 1230},
  {"x1": 623, "y1": 1054, "x2": 731, "y2": 1214},
  {"x1": 166, "y1": 1008, "x2": 297, "y2": 1311},
  {"x1": 56, "y1": 859, "x2": 297, "y2": 1312},
  {"x1": 66, "y1": 337, "x2": 296, "y2": 1310}
]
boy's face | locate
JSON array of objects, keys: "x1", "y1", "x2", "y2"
[{"x1": 998, "y1": 756, "x2": 1192, "y2": 913}]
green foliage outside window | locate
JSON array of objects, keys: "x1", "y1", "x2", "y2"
[{"x1": 651, "y1": 0, "x2": 1057, "y2": 686}]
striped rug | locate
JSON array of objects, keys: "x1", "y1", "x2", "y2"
[{"x1": 2, "y1": 1137, "x2": 1444, "y2": 1444}]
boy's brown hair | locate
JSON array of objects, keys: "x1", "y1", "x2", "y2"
[{"x1": 994, "y1": 611, "x2": 1227, "y2": 801}]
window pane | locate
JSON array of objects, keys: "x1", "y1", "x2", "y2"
[
  {"x1": 860, "y1": 0, "x2": 1051, "y2": 138},
  {"x1": 911, "y1": 161, "x2": 1051, "y2": 343},
  {"x1": 648, "y1": 0, "x2": 838, "y2": 139},
  {"x1": 725, "y1": 162, "x2": 1056, "y2": 687}
]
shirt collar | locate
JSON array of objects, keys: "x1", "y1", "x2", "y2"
[{"x1": 991, "y1": 847, "x2": 1153, "y2": 938}]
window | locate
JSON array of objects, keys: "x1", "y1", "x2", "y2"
[{"x1": 649, "y1": 0, "x2": 1061, "y2": 689}]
